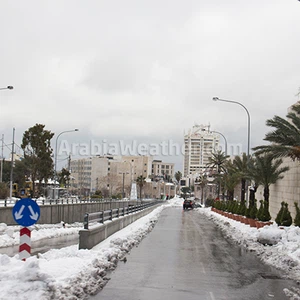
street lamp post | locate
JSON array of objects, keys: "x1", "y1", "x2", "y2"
[
  {"x1": 213, "y1": 97, "x2": 251, "y2": 203},
  {"x1": 203, "y1": 128, "x2": 228, "y2": 156},
  {"x1": 0, "y1": 86, "x2": 13, "y2": 91},
  {"x1": 0, "y1": 86, "x2": 13, "y2": 184},
  {"x1": 213, "y1": 130, "x2": 227, "y2": 156},
  {"x1": 212, "y1": 97, "x2": 250, "y2": 157},
  {"x1": 54, "y1": 129, "x2": 79, "y2": 199},
  {"x1": 119, "y1": 172, "x2": 129, "y2": 198}
]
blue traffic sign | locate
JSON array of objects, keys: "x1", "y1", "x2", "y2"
[{"x1": 12, "y1": 198, "x2": 40, "y2": 227}]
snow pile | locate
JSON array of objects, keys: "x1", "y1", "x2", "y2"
[
  {"x1": 198, "y1": 207, "x2": 300, "y2": 281},
  {"x1": 0, "y1": 222, "x2": 83, "y2": 248},
  {"x1": 0, "y1": 201, "x2": 170, "y2": 300},
  {"x1": 2, "y1": 197, "x2": 300, "y2": 299}
]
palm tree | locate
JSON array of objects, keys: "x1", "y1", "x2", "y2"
[
  {"x1": 175, "y1": 171, "x2": 182, "y2": 183},
  {"x1": 246, "y1": 156, "x2": 260, "y2": 206},
  {"x1": 195, "y1": 174, "x2": 208, "y2": 204},
  {"x1": 221, "y1": 160, "x2": 240, "y2": 200},
  {"x1": 253, "y1": 102, "x2": 300, "y2": 160},
  {"x1": 207, "y1": 150, "x2": 229, "y2": 197},
  {"x1": 232, "y1": 153, "x2": 249, "y2": 203},
  {"x1": 249, "y1": 154, "x2": 289, "y2": 207},
  {"x1": 136, "y1": 175, "x2": 146, "y2": 201},
  {"x1": 174, "y1": 171, "x2": 182, "y2": 195},
  {"x1": 207, "y1": 150, "x2": 229, "y2": 174}
]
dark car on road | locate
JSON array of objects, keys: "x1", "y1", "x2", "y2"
[{"x1": 183, "y1": 199, "x2": 195, "y2": 210}]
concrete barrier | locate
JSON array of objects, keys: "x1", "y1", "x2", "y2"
[
  {"x1": 79, "y1": 204, "x2": 161, "y2": 250},
  {"x1": 0, "y1": 201, "x2": 134, "y2": 225}
]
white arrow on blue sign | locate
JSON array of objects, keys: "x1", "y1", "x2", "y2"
[{"x1": 12, "y1": 198, "x2": 40, "y2": 227}]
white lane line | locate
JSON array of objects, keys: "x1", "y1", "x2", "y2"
[{"x1": 209, "y1": 291, "x2": 216, "y2": 300}]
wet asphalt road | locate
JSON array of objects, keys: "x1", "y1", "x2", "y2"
[{"x1": 90, "y1": 207, "x2": 299, "y2": 300}]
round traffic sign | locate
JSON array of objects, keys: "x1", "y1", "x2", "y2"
[{"x1": 12, "y1": 198, "x2": 40, "y2": 227}]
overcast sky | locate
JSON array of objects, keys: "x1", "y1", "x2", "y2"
[{"x1": 0, "y1": 0, "x2": 299, "y2": 172}]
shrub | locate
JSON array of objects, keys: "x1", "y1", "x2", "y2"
[
  {"x1": 262, "y1": 201, "x2": 271, "y2": 222},
  {"x1": 257, "y1": 200, "x2": 264, "y2": 221},
  {"x1": 232, "y1": 201, "x2": 239, "y2": 214},
  {"x1": 294, "y1": 202, "x2": 300, "y2": 227},
  {"x1": 206, "y1": 198, "x2": 214, "y2": 207},
  {"x1": 275, "y1": 202, "x2": 285, "y2": 225},
  {"x1": 281, "y1": 202, "x2": 292, "y2": 226},
  {"x1": 249, "y1": 200, "x2": 257, "y2": 219},
  {"x1": 245, "y1": 206, "x2": 251, "y2": 218},
  {"x1": 239, "y1": 201, "x2": 246, "y2": 216},
  {"x1": 0, "y1": 182, "x2": 9, "y2": 199},
  {"x1": 228, "y1": 200, "x2": 235, "y2": 213}
]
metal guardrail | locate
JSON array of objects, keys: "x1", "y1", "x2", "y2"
[
  {"x1": 83, "y1": 201, "x2": 162, "y2": 229},
  {"x1": 0, "y1": 198, "x2": 129, "y2": 207}
]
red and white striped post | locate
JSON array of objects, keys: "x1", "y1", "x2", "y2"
[{"x1": 19, "y1": 227, "x2": 31, "y2": 261}]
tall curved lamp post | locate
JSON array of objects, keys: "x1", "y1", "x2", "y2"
[
  {"x1": 212, "y1": 97, "x2": 250, "y2": 157},
  {"x1": 0, "y1": 86, "x2": 13, "y2": 91},
  {"x1": 54, "y1": 129, "x2": 79, "y2": 199},
  {"x1": 203, "y1": 128, "x2": 228, "y2": 156},
  {"x1": 212, "y1": 130, "x2": 227, "y2": 156}
]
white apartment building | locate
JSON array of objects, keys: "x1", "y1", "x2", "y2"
[
  {"x1": 151, "y1": 160, "x2": 175, "y2": 179},
  {"x1": 183, "y1": 124, "x2": 219, "y2": 177}
]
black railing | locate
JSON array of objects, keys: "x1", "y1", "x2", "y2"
[{"x1": 83, "y1": 201, "x2": 162, "y2": 229}]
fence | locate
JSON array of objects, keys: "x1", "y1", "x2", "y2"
[
  {"x1": 0, "y1": 197, "x2": 125, "y2": 207},
  {"x1": 83, "y1": 201, "x2": 162, "y2": 229}
]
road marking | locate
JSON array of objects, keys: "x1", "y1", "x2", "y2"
[
  {"x1": 209, "y1": 291, "x2": 216, "y2": 300},
  {"x1": 200, "y1": 261, "x2": 206, "y2": 274}
]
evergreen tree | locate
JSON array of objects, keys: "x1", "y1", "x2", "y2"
[
  {"x1": 249, "y1": 200, "x2": 258, "y2": 219},
  {"x1": 294, "y1": 202, "x2": 300, "y2": 227},
  {"x1": 239, "y1": 201, "x2": 247, "y2": 216},
  {"x1": 262, "y1": 200, "x2": 271, "y2": 222},
  {"x1": 281, "y1": 202, "x2": 292, "y2": 226},
  {"x1": 257, "y1": 200, "x2": 264, "y2": 221},
  {"x1": 275, "y1": 202, "x2": 285, "y2": 225},
  {"x1": 21, "y1": 124, "x2": 54, "y2": 196}
]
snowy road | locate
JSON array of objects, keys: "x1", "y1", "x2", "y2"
[{"x1": 91, "y1": 207, "x2": 299, "y2": 300}]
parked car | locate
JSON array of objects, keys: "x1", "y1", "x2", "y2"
[{"x1": 183, "y1": 199, "x2": 195, "y2": 210}]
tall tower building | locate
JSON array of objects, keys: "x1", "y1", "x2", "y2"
[{"x1": 183, "y1": 124, "x2": 219, "y2": 176}]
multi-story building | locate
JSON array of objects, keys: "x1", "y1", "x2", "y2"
[
  {"x1": 151, "y1": 160, "x2": 174, "y2": 179},
  {"x1": 69, "y1": 155, "x2": 168, "y2": 198},
  {"x1": 183, "y1": 124, "x2": 219, "y2": 177}
]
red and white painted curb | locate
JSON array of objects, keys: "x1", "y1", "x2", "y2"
[{"x1": 19, "y1": 227, "x2": 31, "y2": 261}]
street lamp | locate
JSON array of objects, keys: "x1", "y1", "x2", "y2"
[
  {"x1": 213, "y1": 130, "x2": 227, "y2": 156},
  {"x1": 0, "y1": 86, "x2": 13, "y2": 90},
  {"x1": 54, "y1": 129, "x2": 79, "y2": 199},
  {"x1": 202, "y1": 128, "x2": 227, "y2": 156},
  {"x1": 212, "y1": 97, "x2": 250, "y2": 157}
]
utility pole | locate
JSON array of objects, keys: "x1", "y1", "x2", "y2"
[
  {"x1": 67, "y1": 154, "x2": 71, "y2": 194},
  {"x1": 119, "y1": 172, "x2": 129, "y2": 199},
  {"x1": 67, "y1": 154, "x2": 71, "y2": 171},
  {"x1": 0, "y1": 134, "x2": 3, "y2": 182},
  {"x1": 9, "y1": 128, "x2": 15, "y2": 199}
]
